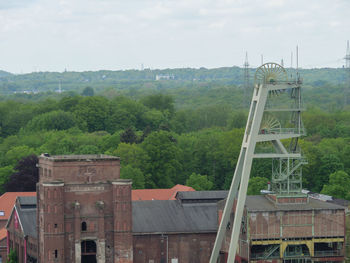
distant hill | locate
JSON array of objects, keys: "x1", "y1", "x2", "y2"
[
  {"x1": 0, "y1": 70, "x2": 12, "y2": 78},
  {"x1": 0, "y1": 67, "x2": 347, "y2": 102}
]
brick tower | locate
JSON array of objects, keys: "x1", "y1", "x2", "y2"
[{"x1": 37, "y1": 154, "x2": 133, "y2": 263}]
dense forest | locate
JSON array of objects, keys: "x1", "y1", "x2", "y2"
[{"x1": 0, "y1": 67, "x2": 349, "y2": 200}]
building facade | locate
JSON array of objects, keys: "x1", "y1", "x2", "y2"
[
  {"x1": 219, "y1": 195, "x2": 346, "y2": 263},
  {"x1": 36, "y1": 154, "x2": 132, "y2": 263}
]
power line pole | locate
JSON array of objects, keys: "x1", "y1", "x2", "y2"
[{"x1": 243, "y1": 52, "x2": 250, "y2": 107}]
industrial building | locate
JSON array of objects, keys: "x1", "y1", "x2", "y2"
[{"x1": 2, "y1": 62, "x2": 349, "y2": 263}]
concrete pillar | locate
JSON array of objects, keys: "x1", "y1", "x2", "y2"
[
  {"x1": 74, "y1": 202, "x2": 81, "y2": 263},
  {"x1": 75, "y1": 242, "x2": 81, "y2": 263},
  {"x1": 97, "y1": 201, "x2": 105, "y2": 263},
  {"x1": 97, "y1": 240, "x2": 106, "y2": 263}
]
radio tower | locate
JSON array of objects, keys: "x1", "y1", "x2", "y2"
[
  {"x1": 345, "y1": 41, "x2": 350, "y2": 106},
  {"x1": 243, "y1": 52, "x2": 250, "y2": 107}
]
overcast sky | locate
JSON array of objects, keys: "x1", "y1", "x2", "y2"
[{"x1": 0, "y1": 0, "x2": 349, "y2": 73}]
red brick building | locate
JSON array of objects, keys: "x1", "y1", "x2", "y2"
[
  {"x1": 0, "y1": 192, "x2": 36, "y2": 262},
  {"x1": 7, "y1": 155, "x2": 133, "y2": 263},
  {"x1": 6, "y1": 196, "x2": 37, "y2": 263},
  {"x1": 3, "y1": 154, "x2": 347, "y2": 263}
]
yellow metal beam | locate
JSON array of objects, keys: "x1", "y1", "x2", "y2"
[{"x1": 252, "y1": 238, "x2": 344, "y2": 258}]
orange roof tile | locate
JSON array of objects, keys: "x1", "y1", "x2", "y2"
[
  {"x1": 0, "y1": 192, "x2": 36, "y2": 221},
  {"x1": 132, "y1": 184, "x2": 195, "y2": 201}
]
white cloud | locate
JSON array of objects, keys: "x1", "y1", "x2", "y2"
[{"x1": 0, "y1": 0, "x2": 349, "y2": 72}]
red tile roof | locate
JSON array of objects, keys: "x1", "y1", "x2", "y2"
[
  {"x1": 0, "y1": 192, "x2": 36, "y2": 222},
  {"x1": 132, "y1": 184, "x2": 195, "y2": 201}
]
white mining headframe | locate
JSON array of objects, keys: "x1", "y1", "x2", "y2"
[{"x1": 209, "y1": 62, "x2": 306, "y2": 263}]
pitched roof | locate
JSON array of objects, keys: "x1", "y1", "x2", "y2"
[
  {"x1": 6, "y1": 196, "x2": 37, "y2": 238},
  {"x1": 16, "y1": 206, "x2": 37, "y2": 238},
  {"x1": 0, "y1": 192, "x2": 36, "y2": 221},
  {"x1": 132, "y1": 184, "x2": 195, "y2": 201},
  {"x1": 132, "y1": 200, "x2": 218, "y2": 234}
]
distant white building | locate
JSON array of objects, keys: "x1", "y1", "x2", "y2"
[{"x1": 156, "y1": 74, "x2": 175, "y2": 81}]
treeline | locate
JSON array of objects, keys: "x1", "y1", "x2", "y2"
[
  {"x1": 0, "y1": 92, "x2": 349, "y2": 199},
  {"x1": 0, "y1": 67, "x2": 348, "y2": 95}
]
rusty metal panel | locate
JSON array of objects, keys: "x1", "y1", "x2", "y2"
[
  {"x1": 249, "y1": 211, "x2": 280, "y2": 240},
  {"x1": 314, "y1": 210, "x2": 345, "y2": 237}
]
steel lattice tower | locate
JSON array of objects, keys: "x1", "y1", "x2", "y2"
[
  {"x1": 243, "y1": 52, "x2": 250, "y2": 107},
  {"x1": 210, "y1": 63, "x2": 306, "y2": 263}
]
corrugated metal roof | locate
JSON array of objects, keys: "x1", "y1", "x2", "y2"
[
  {"x1": 14, "y1": 197, "x2": 37, "y2": 238},
  {"x1": 132, "y1": 200, "x2": 218, "y2": 234},
  {"x1": 18, "y1": 196, "x2": 36, "y2": 206},
  {"x1": 176, "y1": 191, "x2": 228, "y2": 201},
  {"x1": 16, "y1": 208, "x2": 37, "y2": 238},
  {"x1": 245, "y1": 195, "x2": 345, "y2": 212}
]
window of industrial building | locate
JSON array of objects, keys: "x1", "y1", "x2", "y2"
[
  {"x1": 0, "y1": 211, "x2": 4, "y2": 216},
  {"x1": 82, "y1": 221, "x2": 87, "y2": 231}
]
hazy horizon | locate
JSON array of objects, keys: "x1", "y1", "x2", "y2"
[{"x1": 1, "y1": 0, "x2": 349, "y2": 74}]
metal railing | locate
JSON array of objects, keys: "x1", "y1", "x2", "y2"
[{"x1": 314, "y1": 250, "x2": 342, "y2": 257}]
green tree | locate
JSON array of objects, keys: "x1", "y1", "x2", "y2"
[
  {"x1": 7, "y1": 248, "x2": 18, "y2": 263},
  {"x1": 120, "y1": 165, "x2": 145, "y2": 189},
  {"x1": 120, "y1": 128, "x2": 138, "y2": 144},
  {"x1": 321, "y1": 170, "x2": 350, "y2": 200},
  {"x1": 82, "y1": 86, "x2": 94, "y2": 96},
  {"x1": 4, "y1": 146, "x2": 36, "y2": 166},
  {"x1": 141, "y1": 131, "x2": 182, "y2": 188},
  {"x1": 315, "y1": 154, "x2": 344, "y2": 192},
  {"x1": 114, "y1": 143, "x2": 149, "y2": 170},
  {"x1": 141, "y1": 94, "x2": 175, "y2": 116},
  {"x1": 73, "y1": 97, "x2": 109, "y2": 132},
  {"x1": 0, "y1": 166, "x2": 14, "y2": 193},
  {"x1": 25, "y1": 110, "x2": 76, "y2": 131},
  {"x1": 185, "y1": 173, "x2": 213, "y2": 191},
  {"x1": 247, "y1": 177, "x2": 269, "y2": 195}
]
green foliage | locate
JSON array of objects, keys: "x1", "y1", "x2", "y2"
[
  {"x1": 321, "y1": 171, "x2": 350, "y2": 200},
  {"x1": 141, "y1": 131, "x2": 182, "y2": 188},
  {"x1": 4, "y1": 145, "x2": 36, "y2": 166},
  {"x1": 247, "y1": 177, "x2": 269, "y2": 195},
  {"x1": 25, "y1": 110, "x2": 76, "y2": 131},
  {"x1": 81, "y1": 86, "x2": 94, "y2": 96},
  {"x1": 0, "y1": 165, "x2": 14, "y2": 193},
  {"x1": 73, "y1": 96, "x2": 109, "y2": 132},
  {"x1": 7, "y1": 248, "x2": 18, "y2": 263},
  {"x1": 140, "y1": 94, "x2": 175, "y2": 115},
  {"x1": 0, "y1": 70, "x2": 348, "y2": 194},
  {"x1": 120, "y1": 165, "x2": 145, "y2": 189},
  {"x1": 114, "y1": 143, "x2": 149, "y2": 170},
  {"x1": 185, "y1": 173, "x2": 213, "y2": 191}
]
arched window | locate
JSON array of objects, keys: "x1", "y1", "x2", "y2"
[{"x1": 81, "y1": 222, "x2": 87, "y2": 231}]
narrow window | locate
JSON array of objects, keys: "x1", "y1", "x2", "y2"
[
  {"x1": 55, "y1": 249, "x2": 58, "y2": 258},
  {"x1": 81, "y1": 221, "x2": 87, "y2": 231}
]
